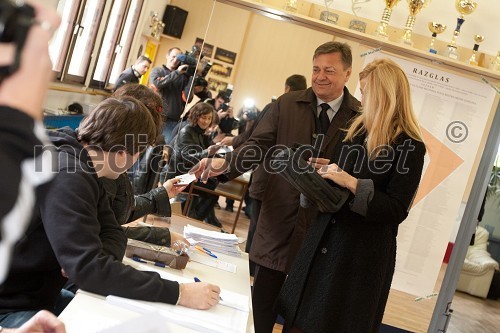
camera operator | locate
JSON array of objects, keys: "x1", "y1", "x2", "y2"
[
  {"x1": 149, "y1": 47, "x2": 190, "y2": 143},
  {"x1": 0, "y1": 1, "x2": 66, "y2": 331}
]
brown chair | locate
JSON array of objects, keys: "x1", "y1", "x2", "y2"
[{"x1": 183, "y1": 172, "x2": 251, "y2": 233}]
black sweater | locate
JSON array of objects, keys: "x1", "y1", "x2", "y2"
[{"x1": 0, "y1": 128, "x2": 179, "y2": 313}]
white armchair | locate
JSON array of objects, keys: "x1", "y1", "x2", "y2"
[{"x1": 456, "y1": 225, "x2": 499, "y2": 298}]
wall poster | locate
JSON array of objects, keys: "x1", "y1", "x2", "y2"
[
  {"x1": 358, "y1": 52, "x2": 497, "y2": 297},
  {"x1": 214, "y1": 47, "x2": 237, "y2": 65}
]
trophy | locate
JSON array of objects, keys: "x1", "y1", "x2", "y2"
[
  {"x1": 284, "y1": 0, "x2": 298, "y2": 12},
  {"x1": 350, "y1": 19, "x2": 367, "y2": 33},
  {"x1": 320, "y1": 11, "x2": 339, "y2": 25},
  {"x1": 468, "y1": 35, "x2": 484, "y2": 66},
  {"x1": 400, "y1": 0, "x2": 431, "y2": 46},
  {"x1": 447, "y1": 0, "x2": 478, "y2": 59},
  {"x1": 149, "y1": 12, "x2": 164, "y2": 40},
  {"x1": 374, "y1": 0, "x2": 401, "y2": 40},
  {"x1": 490, "y1": 51, "x2": 500, "y2": 72},
  {"x1": 428, "y1": 22, "x2": 446, "y2": 54}
]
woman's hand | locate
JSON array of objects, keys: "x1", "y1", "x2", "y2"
[
  {"x1": 318, "y1": 163, "x2": 358, "y2": 194},
  {"x1": 308, "y1": 157, "x2": 330, "y2": 170},
  {"x1": 162, "y1": 178, "x2": 187, "y2": 198}
]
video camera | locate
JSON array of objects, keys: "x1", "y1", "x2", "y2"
[
  {"x1": 176, "y1": 45, "x2": 212, "y2": 78},
  {"x1": 0, "y1": 0, "x2": 35, "y2": 83}
]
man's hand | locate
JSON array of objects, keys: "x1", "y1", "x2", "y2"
[
  {"x1": 190, "y1": 158, "x2": 228, "y2": 182},
  {"x1": 178, "y1": 282, "x2": 221, "y2": 310},
  {"x1": 212, "y1": 132, "x2": 226, "y2": 143},
  {"x1": 0, "y1": 2, "x2": 61, "y2": 120},
  {"x1": 308, "y1": 157, "x2": 330, "y2": 170},
  {"x1": 162, "y1": 178, "x2": 186, "y2": 198},
  {"x1": 206, "y1": 145, "x2": 221, "y2": 156},
  {"x1": 220, "y1": 136, "x2": 234, "y2": 146},
  {"x1": 217, "y1": 110, "x2": 228, "y2": 119},
  {"x1": 177, "y1": 64, "x2": 189, "y2": 74},
  {"x1": 170, "y1": 232, "x2": 190, "y2": 249},
  {"x1": 11, "y1": 310, "x2": 66, "y2": 333}
]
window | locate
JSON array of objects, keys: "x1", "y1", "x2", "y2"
[
  {"x1": 49, "y1": 0, "x2": 144, "y2": 89},
  {"x1": 91, "y1": 0, "x2": 144, "y2": 89}
]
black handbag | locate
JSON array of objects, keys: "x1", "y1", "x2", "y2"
[{"x1": 270, "y1": 147, "x2": 350, "y2": 213}]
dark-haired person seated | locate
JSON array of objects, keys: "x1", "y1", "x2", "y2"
[
  {"x1": 0, "y1": 97, "x2": 221, "y2": 327},
  {"x1": 166, "y1": 103, "x2": 222, "y2": 227},
  {"x1": 110, "y1": 83, "x2": 188, "y2": 247}
]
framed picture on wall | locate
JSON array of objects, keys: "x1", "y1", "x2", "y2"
[
  {"x1": 214, "y1": 47, "x2": 237, "y2": 65},
  {"x1": 207, "y1": 77, "x2": 228, "y2": 93},
  {"x1": 211, "y1": 62, "x2": 233, "y2": 79},
  {"x1": 194, "y1": 37, "x2": 214, "y2": 58}
]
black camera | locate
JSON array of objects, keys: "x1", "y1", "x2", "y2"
[
  {"x1": 220, "y1": 103, "x2": 229, "y2": 111},
  {"x1": 0, "y1": 0, "x2": 35, "y2": 83},
  {"x1": 176, "y1": 45, "x2": 201, "y2": 77},
  {"x1": 244, "y1": 109, "x2": 259, "y2": 121}
]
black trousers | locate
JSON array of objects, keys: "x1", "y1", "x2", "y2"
[
  {"x1": 252, "y1": 264, "x2": 287, "y2": 333},
  {"x1": 246, "y1": 198, "x2": 262, "y2": 276}
]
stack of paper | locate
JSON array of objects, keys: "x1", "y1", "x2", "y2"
[{"x1": 184, "y1": 224, "x2": 241, "y2": 257}]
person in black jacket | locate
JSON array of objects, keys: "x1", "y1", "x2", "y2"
[
  {"x1": 149, "y1": 47, "x2": 190, "y2": 143},
  {"x1": 111, "y1": 83, "x2": 187, "y2": 247},
  {"x1": 167, "y1": 102, "x2": 222, "y2": 226},
  {"x1": 0, "y1": 1, "x2": 66, "y2": 331},
  {"x1": 113, "y1": 55, "x2": 152, "y2": 91},
  {"x1": 0, "y1": 97, "x2": 221, "y2": 327},
  {"x1": 277, "y1": 58, "x2": 426, "y2": 333}
]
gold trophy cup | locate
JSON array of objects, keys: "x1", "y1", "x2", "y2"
[
  {"x1": 428, "y1": 22, "x2": 446, "y2": 54},
  {"x1": 447, "y1": 0, "x2": 478, "y2": 59},
  {"x1": 468, "y1": 35, "x2": 484, "y2": 66},
  {"x1": 374, "y1": 0, "x2": 401, "y2": 40},
  {"x1": 400, "y1": 0, "x2": 431, "y2": 46}
]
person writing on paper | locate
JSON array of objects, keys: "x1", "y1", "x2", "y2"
[
  {"x1": 166, "y1": 102, "x2": 223, "y2": 227},
  {"x1": 277, "y1": 58, "x2": 426, "y2": 332},
  {"x1": 0, "y1": 97, "x2": 221, "y2": 327}
]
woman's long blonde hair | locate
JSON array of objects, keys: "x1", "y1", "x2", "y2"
[{"x1": 344, "y1": 58, "x2": 424, "y2": 158}]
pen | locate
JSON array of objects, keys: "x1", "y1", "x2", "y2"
[
  {"x1": 195, "y1": 245, "x2": 218, "y2": 258},
  {"x1": 193, "y1": 277, "x2": 223, "y2": 301},
  {"x1": 131, "y1": 256, "x2": 166, "y2": 268}
]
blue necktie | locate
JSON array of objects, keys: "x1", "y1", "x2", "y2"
[{"x1": 319, "y1": 103, "x2": 330, "y2": 134}]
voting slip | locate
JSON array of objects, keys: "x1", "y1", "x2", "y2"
[{"x1": 184, "y1": 224, "x2": 242, "y2": 257}]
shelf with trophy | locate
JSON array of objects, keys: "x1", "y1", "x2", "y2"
[
  {"x1": 229, "y1": 0, "x2": 499, "y2": 79},
  {"x1": 138, "y1": 12, "x2": 165, "y2": 86}
]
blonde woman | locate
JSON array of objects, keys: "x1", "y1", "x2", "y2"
[{"x1": 278, "y1": 58, "x2": 426, "y2": 333}]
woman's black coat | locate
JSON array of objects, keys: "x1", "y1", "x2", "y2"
[{"x1": 278, "y1": 133, "x2": 426, "y2": 333}]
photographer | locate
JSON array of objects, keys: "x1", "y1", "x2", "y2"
[
  {"x1": 210, "y1": 90, "x2": 238, "y2": 137},
  {"x1": 149, "y1": 47, "x2": 190, "y2": 143},
  {"x1": 0, "y1": 1, "x2": 66, "y2": 331}
]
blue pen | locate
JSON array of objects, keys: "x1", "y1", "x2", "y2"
[
  {"x1": 202, "y1": 247, "x2": 218, "y2": 259},
  {"x1": 194, "y1": 277, "x2": 223, "y2": 301},
  {"x1": 132, "y1": 256, "x2": 166, "y2": 268}
]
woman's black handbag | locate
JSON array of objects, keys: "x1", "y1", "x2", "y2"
[{"x1": 270, "y1": 147, "x2": 350, "y2": 213}]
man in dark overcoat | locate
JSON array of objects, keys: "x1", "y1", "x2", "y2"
[{"x1": 192, "y1": 41, "x2": 360, "y2": 332}]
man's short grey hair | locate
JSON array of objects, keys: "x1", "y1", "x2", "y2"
[{"x1": 313, "y1": 41, "x2": 352, "y2": 70}]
